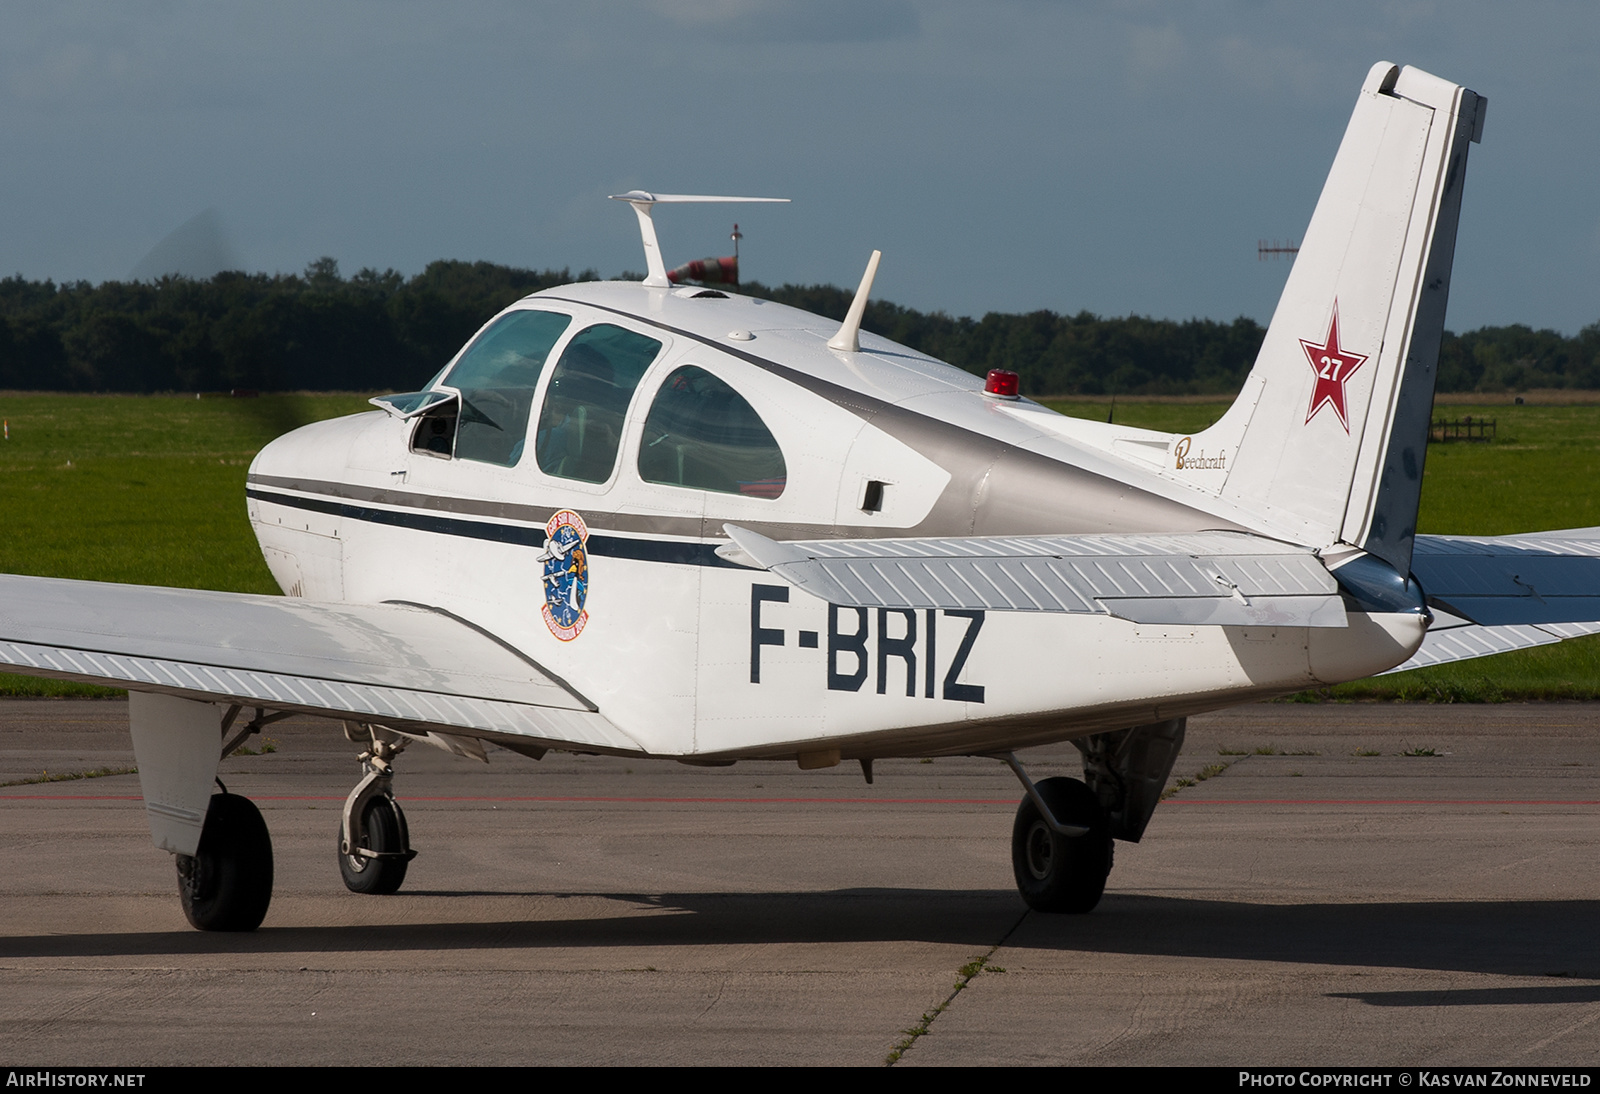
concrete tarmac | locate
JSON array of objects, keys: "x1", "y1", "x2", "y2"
[{"x1": 2, "y1": 699, "x2": 1598, "y2": 1066}]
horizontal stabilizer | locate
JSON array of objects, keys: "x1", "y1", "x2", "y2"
[
  {"x1": 721, "y1": 526, "x2": 1346, "y2": 628},
  {"x1": 0, "y1": 574, "x2": 642, "y2": 754},
  {"x1": 1383, "y1": 617, "x2": 1600, "y2": 674},
  {"x1": 1384, "y1": 532, "x2": 1600, "y2": 672},
  {"x1": 1410, "y1": 533, "x2": 1600, "y2": 625}
]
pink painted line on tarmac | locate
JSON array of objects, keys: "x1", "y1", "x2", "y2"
[
  {"x1": 281, "y1": 794, "x2": 1015, "y2": 805},
  {"x1": 0, "y1": 796, "x2": 142, "y2": 800},
  {"x1": 0, "y1": 794, "x2": 144, "y2": 800},
  {"x1": 0, "y1": 793, "x2": 1014, "y2": 805},
  {"x1": 6, "y1": 793, "x2": 1600, "y2": 806},
  {"x1": 1165, "y1": 798, "x2": 1600, "y2": 806}
]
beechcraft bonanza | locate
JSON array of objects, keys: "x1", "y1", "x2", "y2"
[{"x1": 6, "y1": 62, "x2": 1600, "y2": 930}]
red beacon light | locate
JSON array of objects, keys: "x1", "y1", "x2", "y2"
[{"x1": 984, "y1": 369, "x2": 1020, "y2": 399}]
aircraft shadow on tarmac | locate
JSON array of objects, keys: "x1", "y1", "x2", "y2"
[
  {"x1": 1327, "y1": 985, "x2": 1600, "y2": 1007},
  {"x1": 5, "y1": 891, "x2": 1600, "y2": 984}
]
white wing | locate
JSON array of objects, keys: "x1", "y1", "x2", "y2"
[{"x1": 0, "y1": 573, "x2": 642, "y2": 754}]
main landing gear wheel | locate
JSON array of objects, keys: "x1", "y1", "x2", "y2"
[
  {"x1": 176, "y1": 792, "x2": 274, "y2": 932},
  {"x1": 1012, "y1": 776, "x2": 1113, "y2": 914},
  {"x1": 338, "y1": 795, "x2": 410, "y2": 895}
]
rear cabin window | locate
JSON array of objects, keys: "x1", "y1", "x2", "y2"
[
  {"x1": 535, "y1": 324, "x2": 663, "y2": 483},
  {"x1": 638, "y1": 366, "x2": 787, "y2": 499},
  {"x1": 439, "y1": 309, "x2": 572, "y2": 466}
]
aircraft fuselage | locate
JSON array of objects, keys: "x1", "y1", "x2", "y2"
[{"x1": 247, "y1": 282, "x2": 1424, "y2": 762}]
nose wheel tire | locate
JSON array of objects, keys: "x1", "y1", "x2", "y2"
[
  {"x1": 177, "y1": 793, "x2": 274, "y2": 932},
  {"x1": 338, "y1": 795, "x2": 410, "y2": 895},
  {"x1": 1011, "y1": 776, "x2": 1113, "y2": 914}
]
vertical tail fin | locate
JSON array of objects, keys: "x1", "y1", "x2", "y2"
[{"x1": 1186, "y1": 63, "x2": 1486, "y2": 572}]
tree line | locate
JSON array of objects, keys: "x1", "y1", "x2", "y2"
[{"x1": 0, "y1": 259, "x2": 1596, "y2": 395}]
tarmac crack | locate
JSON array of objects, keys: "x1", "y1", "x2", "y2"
[
  {"x1": 1518, "y1": 1001, "x2": 1600, "y2": 1057},
  {"x1": 1161, "y1": 757, "x2": 1235, "y2": 800},
  {"x1": 0, "y1": 765, "x2": 137, "y2": 788},
  {"x1": 696, "y1": 977, "x2": 727, "y2": 1021},
  {"x1": 883, "y1": 909, "x2": 1027, "y2": 1066}
]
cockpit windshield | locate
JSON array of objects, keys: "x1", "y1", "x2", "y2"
[{"x1": 441, "y1": 309, "x2": 572, "y2": 466}]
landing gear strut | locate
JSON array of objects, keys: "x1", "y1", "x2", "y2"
[
  {"x1": 994, "y1": 719, "x2": 1187, "y2": 914},
  {"x1": 177, "y1": 791, "x2": 274, "y2": 931},
  {"x1": 338, "y1": 724, "x2": 416, "y2": 895}
]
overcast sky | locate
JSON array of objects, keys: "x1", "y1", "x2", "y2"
[{"x1": 2, "y1": 1, "x2": 1596, "y2": 333}]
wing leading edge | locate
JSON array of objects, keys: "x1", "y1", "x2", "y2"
[{"x1": 0, "y1": 573, "x2": 642, "y2": 754}]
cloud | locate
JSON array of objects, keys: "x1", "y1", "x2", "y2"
[
  {"x1": 4, "y1": 39, "x2": 130, "y2": 104},
  {"x1": 1125, "y1": 21, "x2": 1187, "y2": 87}
]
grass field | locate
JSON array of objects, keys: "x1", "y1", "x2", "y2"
[
  {"x1": 0, "y1": 393, "x2": 370, "y2": 696},
  {"x1": 1, "y1": 392, "x2": 1596, "y2": 700},
  {"x1": 1040, "y1": 398, "x2": 1600, "y2": 535}
]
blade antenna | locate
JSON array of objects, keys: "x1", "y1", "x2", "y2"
[{"x1": 827, "y1": 249, "x2": 882, "y2": 353}]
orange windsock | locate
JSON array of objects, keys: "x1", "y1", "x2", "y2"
[{"x1": 666, "y1": 255, "x2": 738, "y2": 286}]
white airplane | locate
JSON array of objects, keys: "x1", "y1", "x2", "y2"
[{"x1": 5, "y1": 62, "x2": 1598, "y2": 931}]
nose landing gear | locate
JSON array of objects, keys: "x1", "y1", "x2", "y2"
[{"x1": 338, "y1": 724, "x2": 417, "y2": 895}]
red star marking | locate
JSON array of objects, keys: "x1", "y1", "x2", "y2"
[{"x1": 1300, "y1": 303, "x2": 1368, "y2": 432}]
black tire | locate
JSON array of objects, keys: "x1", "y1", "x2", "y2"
[
  {"x1": 1011, "y1": 776, "x2": 1113, "y2": 914},
  {"x1": 338, "y1": 795, "x2": 409, "y2": 895},
  {"x1": 176, "y1": 793, "x2": 273, "y2": 932}
]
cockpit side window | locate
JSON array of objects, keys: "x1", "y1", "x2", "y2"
[
  {"x1": 441, "y1": 309, "x2": 572, "y2": 466},
  {"x1": 535, "y1": 324, "x2": 663, "y2": 484},
  {"x1": 410, "y1": 399, "x2": 459, "y2": 457},
  {"x1": 638, "y1": 366, "x2": 787, "y2": 499}
]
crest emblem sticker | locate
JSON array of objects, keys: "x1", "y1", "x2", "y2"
[
  {"x1": 1299, "y1": 301, "x2": 1369, "y2": 432},
  {"x1": 540, "y1": 509, "x2": 590, "y2": 641}
]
